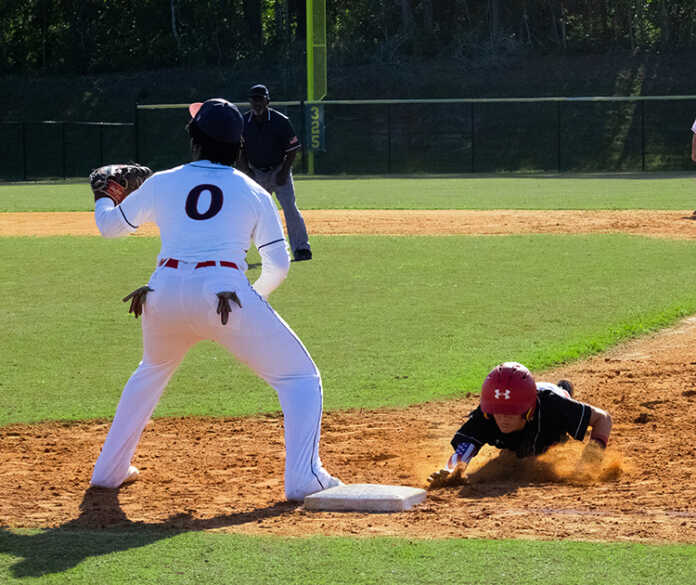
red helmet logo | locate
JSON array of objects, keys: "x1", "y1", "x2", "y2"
[{"x1": 480, "y1": 362, "x2": 537, "y2": 415}]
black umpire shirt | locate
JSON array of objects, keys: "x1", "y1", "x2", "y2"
[
  {"x1": 451, "y1": 386, "x2": 592, "y2": 459},
  {"x1": 242, "y1": 108, "x2": 301, "y2": 170}
]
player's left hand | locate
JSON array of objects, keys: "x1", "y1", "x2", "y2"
[
  {"x1": 575, "y1": 439, "x2": 606, "y2": 478},
  {"x1": 581, "y1": 438, "x2": 606, "y2": 465},
  {"x1": 90, "y1": 163, "x2": 153, "y2": 205}
]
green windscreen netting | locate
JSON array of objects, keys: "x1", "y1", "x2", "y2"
[{"x1": 2, "y1": 97, "x2": 694, "y2": 180}]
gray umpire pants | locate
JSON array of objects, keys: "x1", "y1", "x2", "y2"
[{"x1": 250, "y1": 165, "x2": 311, "y2": 254}]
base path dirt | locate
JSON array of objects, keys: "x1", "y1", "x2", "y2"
[
  {"x1": 2, "y1": 317, "x2": 696, "y2": 542},
  {"x1": 2, "y1": 208, "x2": 696, "y2": 543},
  {"x1": 3, "y1": 209, "x2": 696, "y2": 237}
]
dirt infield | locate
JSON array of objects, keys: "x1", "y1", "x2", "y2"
[
  {"x1": 2, "y1": 209, "x2": 696, "y2": 542},
  {"x1": 2, "y1": 209, "x2": 696, "y2": 238}
]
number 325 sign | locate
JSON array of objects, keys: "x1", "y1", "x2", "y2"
[{"x1": 306, "y1": 104, "x2": 326, "y2": 151}]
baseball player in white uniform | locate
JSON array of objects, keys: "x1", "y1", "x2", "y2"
[
  {"x1": 89, "y1": 98, "x2": 341, "y2": 501},
  {"x1": 691, "y1": 119, "x2": 696, "y2": 162}
]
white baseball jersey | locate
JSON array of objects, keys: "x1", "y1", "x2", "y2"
[
  {"x1": 90, "y1": 159, "x2": 338, "y2": 499},
  {"x1": 95, "y1": 161, "x2": 289, "y2": 297},
  {"x1": 692, "y1": 119, "x2": 696, "y2": 133}
]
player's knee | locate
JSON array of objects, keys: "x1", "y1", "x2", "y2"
[{"x1": 280, "y1": 371, "x2": 322, "y2": 390}]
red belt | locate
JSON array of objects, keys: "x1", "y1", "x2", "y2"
[{"x1": 159, "y1": 258, "x2": 238, "y2": 270}]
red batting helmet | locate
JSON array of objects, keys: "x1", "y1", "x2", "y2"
[{"x1": 480, "y1": 362, "x2": 538, "y2": 417}]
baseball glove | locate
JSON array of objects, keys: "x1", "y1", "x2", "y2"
[{"x1": 89, "y1": 163, "x2": 153, "y2": 205}]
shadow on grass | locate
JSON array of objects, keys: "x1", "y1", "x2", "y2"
[{"x1": 0, "y1": 487, "x2": 299, "y2": 578}]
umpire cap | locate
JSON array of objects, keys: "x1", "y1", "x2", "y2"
[
  {"x1": 248, "y1": 84, "x2": 270, "y2": 99},
  {"x1": 188, "y1": 98, "x2": 243, "y2": 143}
]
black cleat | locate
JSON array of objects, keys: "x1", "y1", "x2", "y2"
[
  {"x1": 293, "y1": 249, "x2": 312, "y2": 262},
  {"x1": 556, "y1": 379, "x2": 574, "y2": 397}
]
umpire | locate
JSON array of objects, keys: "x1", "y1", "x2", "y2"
[{"x1": 241, "y1": 84, "x2": 312, "y2": 261}]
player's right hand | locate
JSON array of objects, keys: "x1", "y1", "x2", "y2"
[{"x1": 426, "y1": 468, "x2": 453, "y2": 490}]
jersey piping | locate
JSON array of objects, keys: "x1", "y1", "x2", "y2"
[
  {"x1": 531, "y1": 401, "x2": 543, "y2": 453},
  {"x1": 189, "y1": 161, "x2": 234, "y2": 170},
  {"x1": 119, "y1": 205, "x2": 137, "y2": 229},
  {"x1": 574, "y1": 403, "x2": 588, "y2": 439},
  {"x1": 258, "y1": 238, "x2": 285, "y2": 250}
]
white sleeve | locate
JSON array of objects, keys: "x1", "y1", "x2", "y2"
[
  {"x1": 250, "y1": 188, "x2": 290, "y2": 298},
  {"x1": 692, "y1": 119, "x2": 696, "y2": 133},
  {"x1": 253, "y1": 240, "x2": 290, "y2": 299},
  {"x1": 119, "y1": 177, "x2": 156, "y2": 227},
  {"x1": 93, "y1": 177, "x2": 156, "y2": 238},
  {"x1": 252, "y1": 189, "x2": 286, "y2": 249},
  {"x1": 94, "y1": 198, "x2": 137, "y2": 238}
]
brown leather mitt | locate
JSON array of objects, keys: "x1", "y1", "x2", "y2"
[{"x1": 90, "y1": 163, "x2": 153, "y2": 205}]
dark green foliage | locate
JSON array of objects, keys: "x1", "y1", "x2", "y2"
[
  {"x1": 2, "y1": 2, "x2": 696, "y2": 76},
  {"x1": 0, "y1": 0, "x2": 303, "y2": 75}
]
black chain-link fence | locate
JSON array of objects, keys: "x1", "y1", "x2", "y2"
[
  {"x1": 133, "y1": 103, "x2": 306, "y2": 174},
  {"x1": 2, "y1": 97, "x2": 695, "y2": 180},
  {"x1": 304, "y1": 97, "x2": 696, "y2": 174},
  {"x1": 0, "y1": 121, "x2": 134, "y2": 181}
]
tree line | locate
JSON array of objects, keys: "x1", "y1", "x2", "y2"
[{"x1": 2, "y1": 1, "x2": 696, "y2": 75}]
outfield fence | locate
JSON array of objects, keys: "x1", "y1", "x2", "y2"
[
  {"x1": 0, "y1": 121, "x2": 134, "y2": 181},
  {"x1": 2, "y1": 96, "x2": 695, "y2": 180}
]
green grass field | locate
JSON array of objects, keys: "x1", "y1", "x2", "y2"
[
  {"x1": 1, "y1": 173, "x2": 695, "y2": 211},
  {"x1": 2, "y1": 176, "x2": 695, "y2": 584},
  {"x1": 3, "y1": 233, "x2": 696, "y2": 426},
  {"x1": 2, "y1": 530, "x2": 695, "y2": 585}
]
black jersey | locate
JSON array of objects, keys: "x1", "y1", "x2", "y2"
[
  {"x1": 451, "y1": 384, "x2": 592, "y2": 458},
  {"x1": 242, "y1": 108, "x2": 301, "y2": 170}
]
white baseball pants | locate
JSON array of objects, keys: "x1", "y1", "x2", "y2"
[{"x1": 90, "y1": 261, "x2": 334, "y2": 500}]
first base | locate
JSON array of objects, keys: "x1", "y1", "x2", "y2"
[{"x1": 304, "y1": 483, "x2": 427, "y2": 512}]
